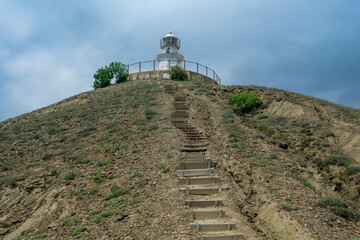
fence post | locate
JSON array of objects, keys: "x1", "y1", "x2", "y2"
[
  {"x1": 127, "y1": 65, "x2": 130, "y2": 80},
  {"x1": 184, "y1": 60, "x2": 186, "y2": 70},
  {"x1": 168, "y1": 60, "x2": 170, "y2": 70},
  {"x1": 139, "y1": 62, "x2": 141, "y2": 73},
  {"x1": 153, "y1": 60, "x2": 155, "y2": 71},
  {"x1": 213, "y1": 71, "x2": 215, "y2": 80},
  {"x1": 206, "y1": 67, "x2": 208, "y2": 77},
  {"x1": 197, "y1": 62, "x2": 199, "y2": 73}
]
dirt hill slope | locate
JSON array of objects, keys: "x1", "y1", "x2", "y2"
[{"x1": 0, "y1": 80, "x2": 359, "y2": 239}]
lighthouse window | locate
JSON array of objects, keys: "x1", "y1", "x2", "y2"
[
  {"x1": 166, "y1": 38, "x2": 170, "y2": 44},
  {"x1": 171, "y1": 38, "x2": 176, "y2": 44},
  {"x1": 162, "y1": 39, "x2": 166, "y2": 45}
]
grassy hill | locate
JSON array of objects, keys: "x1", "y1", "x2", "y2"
[{"x1": 0, "y1": 79, "x2": 359, "y2": 239}]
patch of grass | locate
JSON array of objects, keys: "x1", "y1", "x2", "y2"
[
  {"x1": 77, "y1": 126, "x2": 97, "y2": 137},
  {"x1": 42, "y1": 154, "x2": 53, "y2": 161},
  {"x1": 345, "y1": 165, "x2": 360, "y2": 176},
  {"x1": 62, "y1": 217, "x2": 79, "y2": 226},
  {"x1": 325, "y1": 155, "x2": 352, "y2": 167},
  {"x1": 71, "y1": 226, "x2": 87, "y2": 236},
  {"x1": 147, "y1": 125, "x2": 158, "y2": 131},
  {"x1": 96, "y1": 160, "x2": 114, "y2": 167},
  {"x1": 325, "y1": 132, "x2": 335, "y2": 137},
  {"x1": 144, "y1": 108, "x2": 157, "y2": 119},
  {"x1": 281, "y1": 204, "x2": 293, "y2": 211},
  {"x1": 93, "y1": 173, "x2": 104, "y2": 183},
  {"x1": 166, "y1": 153, "x2": 173, "y2": 159},
  {"x1": 257, "y1": 124, "x2": 268, "y2": 131},
  {"x1": 119, "y1": 144, "x2": 128, "y2": 149},
  {"x1": 136, "y1": 180, "x2": 149, "y2": 188},
  {"x1": 104, "y1": 186, "x2": 128, "y2": 200},
  {"x1": 95, "y1": 211, "x2": 113, "y2": 223},
  {"x1": 2, "y1": 221, "x2": 12, "y2": 228},
  {"x1": 0, "y1": 177, "x2": 17, "y2": 187},
  {"x1": 69, "y1": 153, "x2": 91, "y2": 165},
  {"x1": 159, "y1": 163, "x2": 169, "y2": 173},
  {"x1": 329, "y1": 207, "x2": 360, "y2": 221},
  {"x1": 130, "y1": 199, "x2": 141, "y2": 205},
  {"x1": 316, "y1": 197, "x2": 348, "y2": 208},
  {"x1": 300, "y1": 138, "x2": 312, "y2": 150},
  {"x1": 222, "y1": 110, "x2": 235, "y2": 123},
  {"x1": 132, "y1": 119, "x2": 145, "y2": 125},
  {"x1": 303, "y1": 180, "x2": 313, "y2": 188},
  {"x1": 63, "y1": 170, "x2": 77, "y2": 180},
  {"x1": 78, "y1": 187, "x2": 99, "y2": 199},
  {"x1": 130, "y1": 171, "x2": 143, "y2": 179},
  {"x1": 46, "y1": 178, "x2": 54, "y2": 184},
  {"x1": 285, "y1": 197, "x2": 291, "y2": 202},
  {"x1": 89, "y1": 211, "x2": 98, "y2": 216}
]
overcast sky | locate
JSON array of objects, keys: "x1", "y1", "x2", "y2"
[{"x1": 1, "y1": 0, "x2": 360, "y2": 121}]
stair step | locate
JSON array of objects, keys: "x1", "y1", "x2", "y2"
[
  {"x1": 186, "y1": 210, "x2": 227, "y2": 220},
  {"x1": 178, "y1": 160, "x2": 212, "y2": 170},
  {"x1": 185, "y1": 200, "x2": 223, "y2": 208},
  {"x1": 196, "y1": 235, "x2": 244, "y2": 240},
  {"x1": 171, "y1": 118, "x2": 187, "y2": 122},
  {"x1": 177, "y1": 168, "x2": 213, "y2": 177},
  {"x1": 184, "y1": 152, "x2": 204, "y2": 157},
  {"x1": 181, "y1": 147, "x2": 207, "y2": 152},
  {"x1": 175, "y1": 106, "x2": 188, "y2": 110},
  {"x1": 181, "y1": 187, "x2": 227, "y2": 195},
  {"x1": 174, "y1": 97, "x2": 186, "y2": 101},
  {"x1": 179, "y1": 177, "x2": 218, "y2": 185},
  {"x1": 190, "y1": 223, "x2": 236, "y2": 232},
  {"x1": 183, "y1": 143, "x2": 208, "y2": 148}
]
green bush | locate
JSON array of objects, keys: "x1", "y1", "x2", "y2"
[
  {"x1": 71, "y1": 226, "x2": 87, "y2": 236},
  {"x1": 229, "y1": 93, "x2": 263, "y2": 114},
  {"x1": 95, "y1": 211, "x2": 113, "y2": 223},
  {"x1": 316, "y1": 197, "x2": 348, "y2": 208},
  {"x1": 329, "y1": 207, "x2": 360, "y2": 221},
  {"x1": 168, "y1": 65, "x2": 188, "y2": 81},
  {"x1": 345, "y1": 165, "x2": 360, "y2": 176},
  {"x1": 63, "y1": 170, "x2": 77, "y2": 180},
  {"x1": 104, "y1": 185, "x2": 128, "y2": 200},
  {"x1": 325, "y1": 155, "x2": 352, "y2": 166},
  {"x1": 281, "y1": 204, "x2": 293, "y2": 211}
]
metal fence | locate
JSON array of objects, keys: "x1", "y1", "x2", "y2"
[{"x1": 127, "y1": 59, "x2": 221, "y2": 85}]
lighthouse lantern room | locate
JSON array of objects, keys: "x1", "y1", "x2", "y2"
[{"x1": 156, "y1": 31, "x2": 184, "y2": 71}]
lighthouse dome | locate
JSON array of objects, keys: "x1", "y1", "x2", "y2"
[{"x1": 160, "y1": 31, "x2": 180, "y2": 50}]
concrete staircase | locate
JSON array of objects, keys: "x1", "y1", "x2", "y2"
[{"x1": 167, "y1": 85, "x2": 244, "y2": 239}]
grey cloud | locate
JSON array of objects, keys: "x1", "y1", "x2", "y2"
[{"x1": 1, "y1": 0, "x2": 360, "y2": 121}]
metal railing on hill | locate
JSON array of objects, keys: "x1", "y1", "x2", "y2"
[{"x1": 127, "y1": 59, "x2": 221, "y2": 85}]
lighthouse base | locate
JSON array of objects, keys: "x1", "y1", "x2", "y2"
[{"x1": 128, "y1": 70, "x2": 218, "y2": 85}]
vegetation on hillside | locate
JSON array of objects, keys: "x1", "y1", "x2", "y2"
[
  {"x1": 168, "y1": 65, "x2": 188, "y2": 81},
  {"x1": 1, "y1": 80, "x2": 360, "y2": 239},
  {"x1": 229, "y1": 92, "x2": 263, "y2": 114},
  {"x1": 92, "y1": 61, "x2": 128, "y2": 89}
]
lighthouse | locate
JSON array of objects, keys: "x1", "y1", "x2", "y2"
[{"x1": 157, "y1": 31, "x2": 184, "y2": 71}]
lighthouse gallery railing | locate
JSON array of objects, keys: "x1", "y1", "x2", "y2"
[{"x1": 127, "y1": 60, "x2": 221, "y2": 85}]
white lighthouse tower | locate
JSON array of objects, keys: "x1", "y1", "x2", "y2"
[{"x1": 157, "y1": 31, "x2": 184, "y2": 71}]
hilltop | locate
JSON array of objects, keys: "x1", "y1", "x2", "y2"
[{"x1": 0, "y1": 79, "x2": 359, "y2": 239}]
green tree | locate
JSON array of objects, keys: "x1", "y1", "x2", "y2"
[
  {"x1": 108, "y1": 61, "x2": 128, "y2": 83},
  {"x1": 92, "y1": 67, "x2": 113, "y2": 89},
  {"x1": 92, "y1": 61, "x2": 128, "y2": 89},
  {"x1": 168, "y1": 65, "x2": 188, "y2": 81}
]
